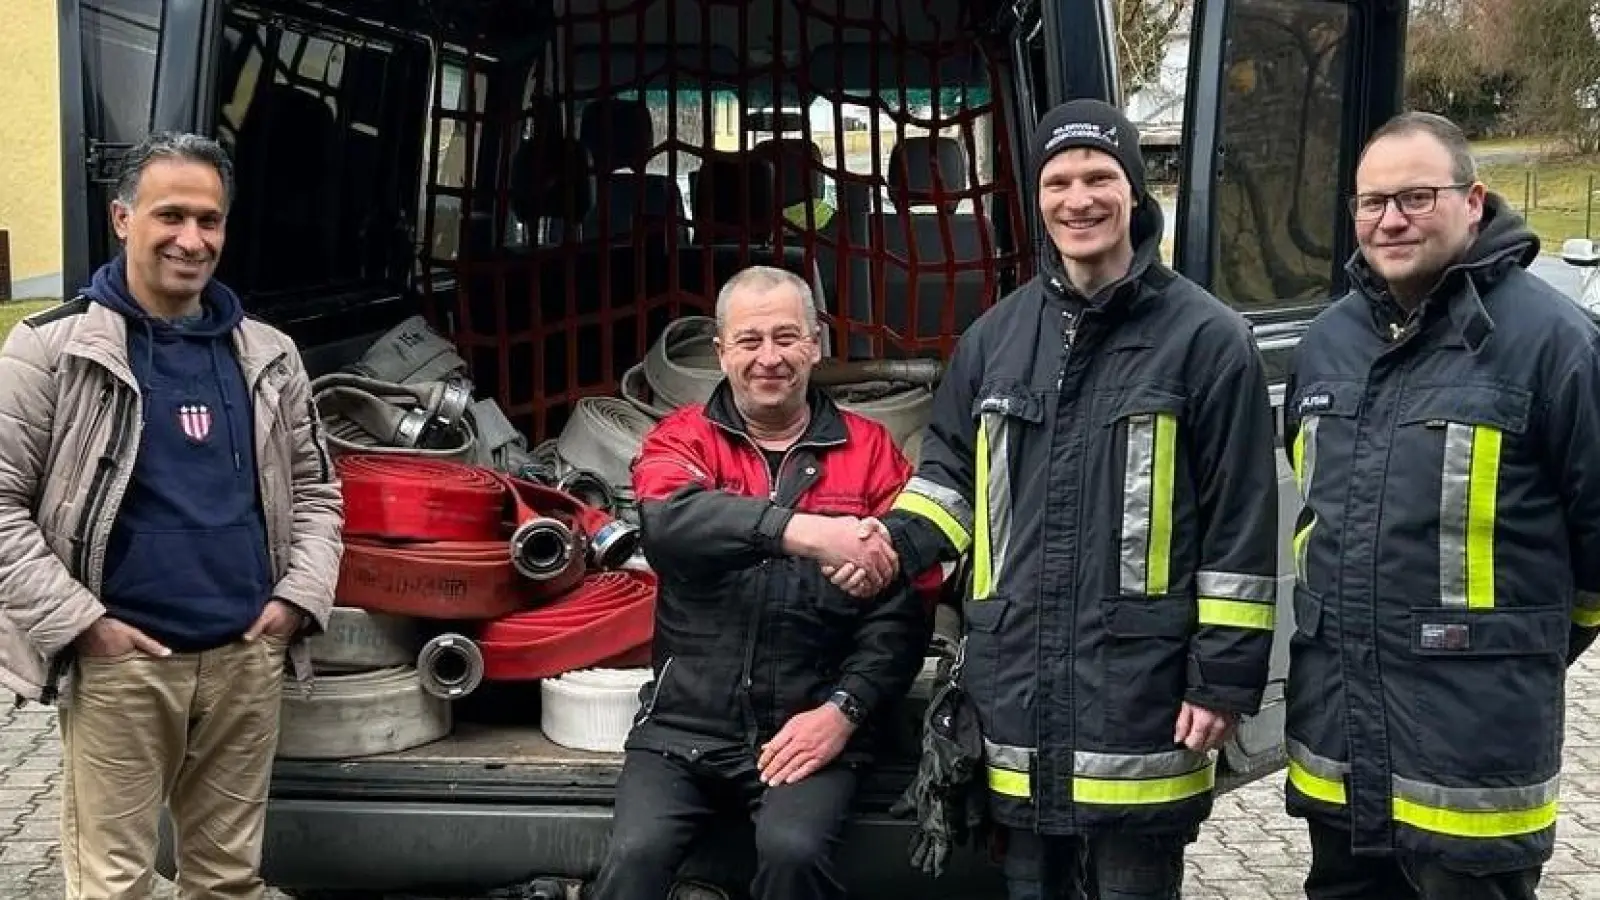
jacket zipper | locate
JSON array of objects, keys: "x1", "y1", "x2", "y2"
[
  {"x1": 70, "y1": 386, "x2": 114, "y2": 479},
  {"x1": 636, "y1": 655, "x2": 675, "y2": 724}
]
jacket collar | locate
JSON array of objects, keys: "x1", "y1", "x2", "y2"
[
  {"x1": 62, "y1": 291, "x2": 286, "y2": 389},
  {"x1": 703, "y1": 378, "x2": 850, "y2": 448}
]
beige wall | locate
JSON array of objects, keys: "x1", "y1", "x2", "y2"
[{"x1": 0, "y1": 0, "x2": 63, "y2": 291}]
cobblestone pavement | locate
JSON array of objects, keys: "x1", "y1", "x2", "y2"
[{"x1": 4, "y1": 654, "x2": 1600, "y2": 898}]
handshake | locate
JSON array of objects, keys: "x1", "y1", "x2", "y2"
[{"x1": 784, "y1": 513, "x2": 900, "y2": 598}]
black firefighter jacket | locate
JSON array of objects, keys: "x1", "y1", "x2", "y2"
[
  {"x1": 1283, "y1": 195, "x2": 1600, "y2": 874},
  {"x1": 882, "y1": 197, "x2": 1280, "y2": 837}
]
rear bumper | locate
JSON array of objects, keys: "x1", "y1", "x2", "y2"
[{"x1": 255, "y1": 796, "x2": 1009, "y2": 898}]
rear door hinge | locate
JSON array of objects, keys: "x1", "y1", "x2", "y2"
[{"x1": 86, "y1": 141, "x2": 135, "y2": 185}]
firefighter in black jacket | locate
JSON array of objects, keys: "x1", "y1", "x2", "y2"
[
  {"x1": 1283, "y1": 112, "x2": 1600, "y2": 900},
  {"x1": 834, "y1": 99, "x2": 1281, "y2": 899}
]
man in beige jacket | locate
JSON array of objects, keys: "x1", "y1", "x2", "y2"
[{"x1": 0, "y1": 131, "x2": 343, "y2": 899}]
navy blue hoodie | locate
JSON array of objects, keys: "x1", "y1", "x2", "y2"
[{"x1": 83, "y1": 257, "x2": 273, "y2": 652}]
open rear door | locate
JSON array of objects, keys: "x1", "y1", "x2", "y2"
[
  {"x1": 59, "y1": 0, "x2": 215, "y2": 292},
  {"x1": 1170, "y1": 0, "x2": 1407, "y2": 787}
]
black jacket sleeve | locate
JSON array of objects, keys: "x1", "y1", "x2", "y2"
[
  {"x1": 832, "y1": 571, "x2": 932, "y2": 720},
  {"x1": 1184, "y1": 323, "x2": 1281, "y2": 715},
  {"x1": 632, "y1": 418, "x2": 793, "y2": 582},
  {"x1": 1543, "y1": 328, "x2": 1600, "y2": 664},
  {"x1": 881, "y1": 332, "x2": 982, "y2": 578}
]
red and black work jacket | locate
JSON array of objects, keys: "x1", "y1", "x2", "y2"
[{"x1": 627, "y1": 381, "x2": 938, "y2": 765}]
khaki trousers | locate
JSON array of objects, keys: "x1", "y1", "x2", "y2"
[{"x1": 59, "y1": 635, "x2": 289, "y2": 900}]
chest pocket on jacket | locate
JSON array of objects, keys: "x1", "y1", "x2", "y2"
[
  {"x1": 1097, "y1": 383, "x2": 1187, "y2": 598},
  {"x1": 969, "y1": 384, "x2": 1043, "y2": 601},
  {"x1": 1397, "y1": 383, "x2": 1530, "y2": 611}
]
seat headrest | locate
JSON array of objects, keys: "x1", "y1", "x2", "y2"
[
  {"x1": 580, "y1": 98, "x2": 655, "y2": 172},
  {"x1": 754, "y1": 138, "x2": 825, "y2": 208},
  {"x1": 888, "y1": 136, "x2": 969, "y2": 213},
  {"x1": 509, "y1": 135, "x2": 593, "y2": 225},
  {"x1": 692, "y1": 151, "x2": 776, "y2": 243}
]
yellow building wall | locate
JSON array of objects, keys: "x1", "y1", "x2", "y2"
[{"x1": 0, "y1": 0, "x2": 63, "y2": 289}]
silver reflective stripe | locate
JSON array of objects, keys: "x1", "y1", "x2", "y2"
[
  {"x1": 1287, "y1": 739, "x2": 1348, "y2": 779},
  {"x1": 1196, "y1": 570, "x2": 1276, "y2": 603},
  {"x1": 906, "y1": 475, "x2": 973, "y2": 529},
  {"x1": 1293, "y1": 416, "x2": 1320, "y2": 583},
  {"x1": 983, "y1": 738, "x2": 1033, "y2": 772},
  {"x1": 1392, "y1": 772, "x2": 1561, "y2": 812},
  {"x1": 1121, "y1": 416, "x2": 1157, "y2": 593},
  {"x1": 1074, "y1": 748, "x2": 1213, "y2": 780},
  {"x1": 984, "y1": 414, "x2": 1013, "y2": 594},
  {"x1": 1438, "y1": 423, "x2": 1475, "y2": 608}
]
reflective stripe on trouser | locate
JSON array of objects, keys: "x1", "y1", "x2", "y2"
[
  {"x1": 1292, "y1": 416, "x2": 1321, "y2": 583},
  {"x1": 1121, "y1": 412, "x2": 1177, "y2": 595},
  {"x1": 1286, "y1": 739, "x2": 1559, "y2": 839},
  {"x1": 972, "y1": 409, "x2": 1013, "y2": 600},
  {"x1": 1574, "y1": 590, "x2": 1600, "y2": 628},
  {"x1": 1439, "y1": 423, "x2": 1502, "y2": 610},
  {"x1": 985, "y1": 739, "x2": 1216, "y2": 807},
  {"x1": 892, "y1": 475, "x2": 974, "y2": 554}
]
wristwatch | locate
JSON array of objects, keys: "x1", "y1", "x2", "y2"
[{"x1": 827, "y1": 690, "x2": 866, "y2": 725}]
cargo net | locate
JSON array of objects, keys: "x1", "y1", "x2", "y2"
[{"x1": 419, "y1": 0, "x2": 1031, "y2": 443}]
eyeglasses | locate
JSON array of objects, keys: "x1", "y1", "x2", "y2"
[{"x1": 1348, "y1": 183, "x2": 1472, "y2": 222}]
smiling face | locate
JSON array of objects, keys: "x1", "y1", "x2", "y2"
[
  {"x1": 110, "y1": 158, "x2": 227, "y2": 312},
  {"x1": 1353, "y1": 131, "x2": 1484, "y2": 300},
  {"x1": 714, "y1": 281, "x2": 821, "y2": 425},
  {"x1": 1038, "y1": 146, "x2": 1135, "y2": 267}
]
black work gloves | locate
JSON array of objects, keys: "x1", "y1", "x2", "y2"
[{"x1": 888, "y1": 671, "x2": 989, "y2": 878}]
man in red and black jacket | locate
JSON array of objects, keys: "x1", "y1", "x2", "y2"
[{"x1": 588, "y1": 265, "x2": 936, "y2": 900}]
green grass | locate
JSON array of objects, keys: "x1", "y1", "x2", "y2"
[
  {"x1": 0, "y1": 299, "x2": 57, "y2": 343},
  {"x1": 1479, "y1": 154, "x2": 1600, "y2": 250}
]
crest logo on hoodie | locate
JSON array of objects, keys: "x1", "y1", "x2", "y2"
[{"x1": 179, "y1": 403, "x2": 213, "y2": 443}]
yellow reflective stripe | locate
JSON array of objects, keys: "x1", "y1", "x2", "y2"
[
  {"x1": 972, "y1": 417, "x2": 993, "y2": 600},
  {"x1": 1575, "y1": 591, "x2": 1600, "y2": 627},
  {"x1": 890, "y1": 492, "x2": 972, "y2": 553},
  {"x1": 1293, "y1": 524, "x2": 1314, "y2": 583},
  {"x1": 1148, "y1": 413, "x2": 1176, "y2": 595},
  {"x1": 1074, "y1": 760, "x2": 1215, "y2": 806},
  {"x1": 1466, "y1": 425, "x2": 1501, "y2": 610},
  {"x1": 1391, "y1": 795, "x2": 1557, "y2": 840},
  {"x1": 987, "y1": 766, "x2": 1029, "y2": 798},
  {"x1": 1288, "y1": 758, "x2": 1347, "y2": 805},
  {"x1": 1198, "y1": 597, "x2": 1276, "y2": 630}
]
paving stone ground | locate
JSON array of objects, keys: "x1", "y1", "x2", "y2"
[{"x1": 4, "y1": 654, "x2": 1600, "y2": 898}]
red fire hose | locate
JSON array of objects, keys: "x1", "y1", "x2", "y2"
[
  {"x1": 478, "y1": 570, "x2": 657, "y2": 680},
  {"x1": 334, "y1": 455, "x2": 635, "y2": 619}
]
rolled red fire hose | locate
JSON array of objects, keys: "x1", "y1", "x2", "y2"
[
  {"x1": 479, "y1": 570, "x2": 657, "y2": 681},
  {"x1": 336, "y1": 455, "x2": 627, "y2": 618}
]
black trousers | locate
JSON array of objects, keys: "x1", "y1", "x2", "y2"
[
  {"x1": 1305, "y1": 820, "x2": 1542, "y2": 900},
  {"x1": 587, "y1": 747, "x2": 858, "y2": 900},
  {"x1": 1001, "y1": 828, "x2": 1188, "y2": 900}
]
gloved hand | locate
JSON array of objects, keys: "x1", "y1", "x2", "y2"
[{"x1": 888, "y1": 675, "x2": 987, "y2": 878}]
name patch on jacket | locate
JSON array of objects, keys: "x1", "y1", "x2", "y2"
[
  {"x1": 1296, "y1": 392, "x2": 1333, "y2": 415},
  {"x1": 1419, "y1": 622, "x2": 1471, "y2": 651}
]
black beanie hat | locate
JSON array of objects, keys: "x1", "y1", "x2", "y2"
[{"x1": 1031, "y1": 99, "x2": 1147, "y2": 199}]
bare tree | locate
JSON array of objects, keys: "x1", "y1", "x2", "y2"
[{"x1": 1115, "y1": 0, "x2": 1193, "y2": 98}]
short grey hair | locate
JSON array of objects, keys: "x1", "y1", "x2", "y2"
[
  {"x1": 113, "y1": 131, "x2": 236, "y2": 211},
  {"x1": 714, "y1": 265, "x2": 820, "y2": 334},
  {"x1": 1363, "y1": 111, "x2": 1478, "y2": 184}
]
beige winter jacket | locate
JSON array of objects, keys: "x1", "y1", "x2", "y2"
[{"x1": 0, "y1": 296, "x2": 343, "y2": 704}]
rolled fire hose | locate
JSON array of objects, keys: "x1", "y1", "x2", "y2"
[
  {"x1": 335, "y1": 455, "x2": 590, "y2": 618},
  {"x1": 276, "y1": 666, "x2": 451, "y2": 759},
  {"x1": 416, "y1": 632, "x2": 486, "y2": 700},
  {"x1": 346, "y1": 314, "x2": 471, "y2": 386},
  {"x1": 643, "y1": 317, "x2": 723, "y2": 408},
  {"x1": 620, "y1": 361, "x2": 674, "y2": 420},
  {"x1": 466, "y1": 396, "x2": 537, "y2": 475},
  {"x1": 508, "y1": 477, "x2": 640, "y2": 570},
  {"x1": 555, "y1": 396, "x2": 655, "y2": 489},
  {"x1": 307, "y1": 607, "x2": 419, "y2": 671},
  {"x1": 478, "y1": 570, "x2": 657, "y2": 682},
  {"x1": 313, "y1": 373, "x2": 478, "y2": 461},
  {"x1": 540, "y1": 668, "x2": 654, "y2": 753}
]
